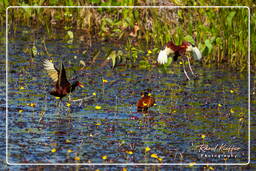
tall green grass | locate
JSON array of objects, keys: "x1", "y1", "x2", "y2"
[{"x1": 0, "y1": 0, "x2": 255, "y2": 72}]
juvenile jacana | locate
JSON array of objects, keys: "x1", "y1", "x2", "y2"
[
  {"x1": 137, "y1": 92, "x2": 155, "y2": 112},
  {"x1": 43, "y1": 59, "x2": 84, "y2": 99},
  {"x1": 157, "y1": 41, "x2": 202, "y2": 80}
]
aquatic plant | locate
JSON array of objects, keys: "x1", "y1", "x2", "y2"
[{"x1": 1, "y1": 0, "x2": 255, "y2": 72}]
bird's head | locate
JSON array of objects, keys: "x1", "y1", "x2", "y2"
[
  {"x1": 73, "y1": 81, "x2": 84, "y2": 88},
  {"x1": 182, "y1": 41, "x2": 202, "y2": 60}
]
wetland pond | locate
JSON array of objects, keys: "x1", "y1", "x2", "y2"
[{"x1": 3, "y1": 27, "x2": 249, "y2": 165}]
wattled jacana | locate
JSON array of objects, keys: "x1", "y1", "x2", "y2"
[
  {"x1": 157, "y1": 41, "x2": 202, "y2": 80},
  {"x1": 43, "y1": 60, "x2": 84, "y2": 99},
  {"x1": 137, "y1": 92, "x2": 155, "y2": 112}
]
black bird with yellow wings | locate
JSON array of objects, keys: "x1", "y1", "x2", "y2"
[{"x1": 43, "y1": 60, "x2": 84, "y2": 99}]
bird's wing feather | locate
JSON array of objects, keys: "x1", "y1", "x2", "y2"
[
  {"x1": 43, "y1": 60, "x2": 59, "y2": 82},
  {"x1": 59, "y1": 62, "x2": 70, "y2": 87},
  {"x1": 192, "y1": 47, "x2": 202, "y2": 60},
  {"x1": 157, "y1": 50, "x2": 168, "y2": 64}
]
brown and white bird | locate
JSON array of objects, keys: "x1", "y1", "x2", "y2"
[
  {"x1": 43, "y1": 60, "x2": 84, "y2": 99},
  {"x1": 158, "y1": 41, "x2": 202, "y2": 80},
  {"x1": 137, "y1": 92, "x2": 155, "y2": 112}
]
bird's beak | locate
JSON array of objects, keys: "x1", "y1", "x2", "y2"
[
  {"x1": 186, "y1": 44, "x2": 194, "y2": 52},
  {"x1": 78, "y1": 83, "x2": 84, "y2": 88}
]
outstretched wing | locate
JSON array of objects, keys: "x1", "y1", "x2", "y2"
[
  {"x1": 157, "y1": 50, "x2": 168, "y2": 64},
  {"x1": 192, "y1": 47, "x2": 202, "y2": 60},
  {"x1": 43, "y1": 60, "x2": 59, "y2": 83},
  {"x1": 59, "y1": 62, "x2": 70, "y2": 87}
]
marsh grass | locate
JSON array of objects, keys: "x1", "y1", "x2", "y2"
[{"x1": 1, "y1": 1, "x2": 255, "y2": 72}]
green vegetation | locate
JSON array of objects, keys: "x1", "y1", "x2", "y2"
[{"x1": 0, "y1": 0, "x2": 255, "y2": 72}]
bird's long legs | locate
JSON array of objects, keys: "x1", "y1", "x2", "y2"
[
  {"x1": 70, "y1": 95, "x2": 95, "y2": 107},
  {"x1": 57, "y1": 100, "x2": 61, "y2": 107},
  {"x1": 181, "y1": 58, "x2": 191, "y2": 80},
  {"x1": 186, "y1": 56, "x2": 195, "y2": 76}
]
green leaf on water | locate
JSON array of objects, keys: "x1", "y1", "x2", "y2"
[{"x1": 32, "y1": 43, "x2": 37, "y2": 56}]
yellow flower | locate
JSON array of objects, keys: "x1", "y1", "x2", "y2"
[
  {"x1": 19, "y1": 109, "x2": 23, "y2": 113},
  {"x1": 19, "y1": 86, "x2": 25, "y2": 90},
  {"x1": 49, "y1": 59, "x2": 53, "y2": 63},
  {"x1": 95, "y1": 123, "x2": 101, "y2": 126},
  {"x1": 145, "y1": 147, "x2": 151, "y2": 152},
  {"x1": 66, "y1": 103, "x2": 71, "y2": 107},
  {"x1": 102, "y1": 155, "x2": 108, "y2": 160},
  {"x1": 209, "y1": 166, "x2": 214, "y2": 170},
  {"x1": 230, "y1": 90, "x2": 234, "y2": 93},
  {"x1": 51, "y1": 148, "x2": 57, "y2": 153},
  {"x1": 201, "y1": 134, "x2": 206, "y2": 139},
  {"x1": 148, "y1": 93, "x2": 152, "y2": 96},
  {"x1": 128, "y1": 130, "x2": 134, "y2": 133},
  {"x1": 65, "y1": 139, "x2": 71, "y2": 143},
  {"x1": 218, "y1": 104, "x2": 222, "y2": 107},
  {"x1": 239, "y1": 118, "x2": 244, "y2": 122},
  {"x1": 27, "y1": 103, "x2": 36, "y2": 107},
  {"x1": 147, "y1": 50, "x2": 152, "y2": 54},
  {"x1": 74, "y1": 156, "x2": 80, "y2": 161},
  {"x1": 179, "y1": 61, "x2": 183, "y2": 65},
  {"x1": 189, "y1": 162, "x2": 196, "y2": 167},
  {"x1": 55, "y1": 97, "x2": 60, "y2": 99},
  {"x1": 126, "y1": 151, "x2": 133, "y2": 155},
  {"x1": 230, "y1": 109, "x2": 234, "y2": 113},
  {"x1": 67, "y1": 149, "x2": 73, "y2": 153},
  {"x1": 93, "y1": 92, "x2": 96, "y2": 96},
  {"x1": 151, "y1": 153, "x2": 158, "y2": 159},
  {"x1": 158, "y1": 157, "x2": 163, "y2": 162},
  {"x1": 102, "y1": 79, "x2": 108, "y2": 83},
  {"x1": 95, "y1": 106, "x2": 102, "y2": 110},
  {"x1": 122, "y1": 168, "x2": 127, "y2": 171}
]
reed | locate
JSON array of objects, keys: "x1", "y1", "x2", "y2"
[{"x1": 1, "y1": 0, "x2": 255, "y2": 72}]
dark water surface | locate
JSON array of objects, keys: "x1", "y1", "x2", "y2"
[{"x1": 0, "y1": 27, "x2": 253, "y2": 169}]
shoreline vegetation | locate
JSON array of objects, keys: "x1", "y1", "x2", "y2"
[{"x1": 0, "y1": 0, "x2": 255, "y2": 72}]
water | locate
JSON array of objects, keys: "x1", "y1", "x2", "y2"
[{"x1": 0, "y1": 27, "x2": 252, "y2": 169}]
